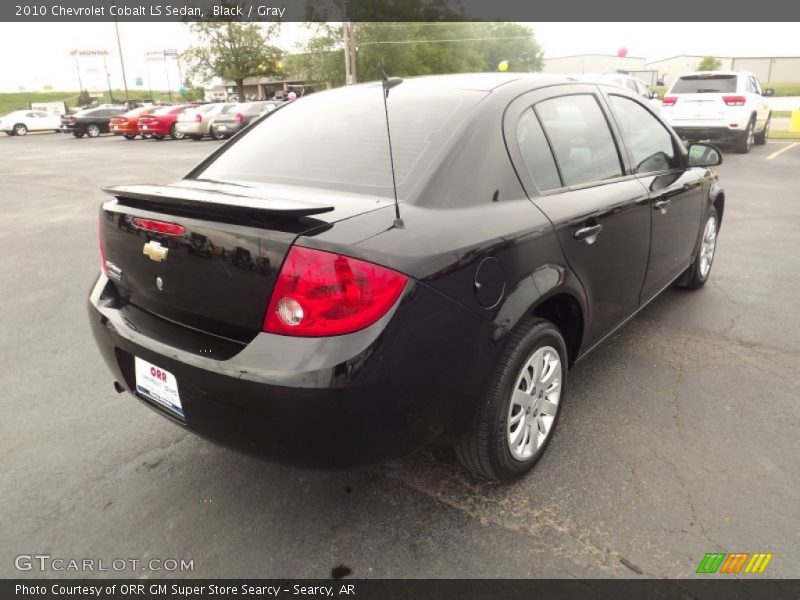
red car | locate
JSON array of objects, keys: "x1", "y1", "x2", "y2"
[
  {"x1": 109, "y1": 106, "x2": 155, "y2": 140},
  {"x1": 137, "y1": 105, "x2": 193, "y2": 140}
]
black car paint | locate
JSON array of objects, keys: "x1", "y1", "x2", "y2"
[
  {"x1": 61, "y1": 108, "x2": 126, "y2": 136},
  {"x1": 89, "y1": 74, "x2": 723, "y2": 467}
]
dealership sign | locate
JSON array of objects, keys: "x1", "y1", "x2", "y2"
[
  {"x1": 69, "y1": 49, "x2": 109, "y2": 57},
  {"x1": 29, "y1": 101, "x2": 68, "y2": 117}
]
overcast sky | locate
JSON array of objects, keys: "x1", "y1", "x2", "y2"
[{"x1": 0, "y1": 22, "x2": 798, "y2": 92}]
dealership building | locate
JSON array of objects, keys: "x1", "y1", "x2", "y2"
[{"x1": 543, "y1": 53, "x2": 800, "y2": 85}]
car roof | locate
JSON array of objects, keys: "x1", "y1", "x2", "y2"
[
  {"x1": 675, "y1": 70, "x2": 747, "y2": 78},
  {"x1": 346, "y1": 72, "x2": 576, "y2": 93}
]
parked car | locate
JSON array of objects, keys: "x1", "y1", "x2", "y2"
[
  {"x1": 136, "y1": 104, "x2": 194, "y2": 140},
  {"x1": 109, "y1": 106, "x2": 156, "y2": 140},
  {"x1": 61, "y1": 107, "x2": 127, "y2": 138},
  {"x1": 175, "y1": 103, "x2": 236, "y2": 140},
  {"x1": 209, "y1": 101, "x2": 273, "y2": 139},
  {"x1": 90, "y1": 74, "x2": 724, "y2": 482},
  {"x1": 0, "y1": 110, "x2": 61, "y2": 136},
  {"x1": 597, "y1": 73, "x2": 661, "y2": 113},
  {"x1": 660, "y1": 70, "x2": 773, "y2": 153}
]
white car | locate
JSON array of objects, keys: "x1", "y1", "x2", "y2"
[
  {"x1": 0, "y1": 110, "x2": 62, "y2": 136},
  {"x1": 660, "y1": 70, "x2": 773, "y2": 154},
  {"x1": 569, "y1": 73, "x2": 661, "y2": 113}
]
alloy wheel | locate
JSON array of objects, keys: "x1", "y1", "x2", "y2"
[
  {"x1": 699, "y1": 215, "x2": 717, "y2": 278},
  {"x1": 87, "y1": 124, "x2": 100, "y2": 138},
  {"x1": 507, "y1": 345, "x2": 563, "y2": 461},
  {"x1": 13, "y1": 124, "x2": 28, "y2": 136}
]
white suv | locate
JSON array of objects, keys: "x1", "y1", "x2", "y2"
[{"x1": 661, "y1": 70, "x2": 773, "y2": 153}]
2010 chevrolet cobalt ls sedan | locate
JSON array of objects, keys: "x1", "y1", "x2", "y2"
[{"x1": 90, "y1": 73, "x2": 724, "y2": 482}]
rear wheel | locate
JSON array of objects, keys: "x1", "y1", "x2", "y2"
[
  {"x1": 153, "y1": 134, "x2": 165, "y2": 140},
  {"x1": 754, "y1": 115, "x2": 770, "y2": 145},
  {"x1": 13, "y1": 123, "x2": 28, "y2": 136},
  {"x1": 677, "y1": 208, "x2": 718, "y2": 290},
  {"x1": 86, "y1": 124, "x2": 101, "y2": 138},
  {"x1": 734, "y1": 119, "x2": 754, "y2": 154},
  {"x1": 455, "y1": 317, "x2": 567, "y2": 482}
]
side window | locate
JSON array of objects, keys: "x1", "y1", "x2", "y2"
[
  {"x1": 516, "y1": 108, "x2": 562, "y2": 192},
  {"x1": 751, "y1": 76, "x2": 762, "y2": 95},
  {"x1": 636, "y1": 82, "x2": 650, "y2": 99},
  {"x1": 609, "y1": 94, "x2": 680, "y2": 174},
  {"x1": 534, "y1": 94, "x2": 623, "y2": 187},
  {"x1": 625, "y1": 79, "x2": 638, "y2": 93},
  {"x1": 25, "y1": 112, "x2": 35, "y2": 118}
]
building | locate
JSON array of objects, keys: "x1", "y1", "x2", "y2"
[
  {"x1": 645, "y1": 56, "x2": 800, "y2": 85},
  {"x1": 203, "y1": 75, "x2": 307, "y2": 101}
]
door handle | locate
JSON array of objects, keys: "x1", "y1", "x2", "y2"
[
  {"x1": 574, "y1": 224, "x2": 603, "y2": 244},
  {"x1": 653, "y1": 198, "x2": 671, "y2": 211}
]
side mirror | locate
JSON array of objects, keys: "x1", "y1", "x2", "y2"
[
  {"x1": 763, "y1": 88, "x2": 775, "y2": 97},
  {"x1": 650, "y1": 91, "x2": 660, "y2": 99},
  {"x1": 687, "y1": 143, "x2": 722, "y2": 167}
]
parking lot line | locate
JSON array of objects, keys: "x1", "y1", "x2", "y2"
[{"x1": 766, "y1": 142, "x2": 799, "y2": 160}]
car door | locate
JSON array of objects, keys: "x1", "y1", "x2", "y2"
[
  {"x1": 504, "y1": 85, "x2": 652, "y2": 347},
  {"x1": 603, "y1": 89, "x2": 705, "y2": 301},
  {"x1": 749, "y1": 76, "x2": 769, "y2": 130},
  {"x1": 24, "y1": 111, "x2": 38, "y2": 130}
]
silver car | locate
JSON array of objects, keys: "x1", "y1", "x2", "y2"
[{"x1": 175, "y1": 103, "x2": 236, "y2": 140}]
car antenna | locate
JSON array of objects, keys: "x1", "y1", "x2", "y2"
[{"x1": 373, "y1": 14, "x2": 404, "y2": 229}]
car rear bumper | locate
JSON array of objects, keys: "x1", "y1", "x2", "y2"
[
  {"x1": 88, "y1": 274, "x2": 498, "y2": 468},
  {"x1": 671, "y1": 125, "x2": 745, "y2": 142},
  {"x1": 211, "y1": 122, "x2": 242, "y2": 135},
  {"x1": 175, "y1": 123, "x2": 205, "y2": 135},
  {"x1": 138, "y1": 125, "x2": 170, "y2": 136}
]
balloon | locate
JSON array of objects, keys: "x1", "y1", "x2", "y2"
[
  {"x1": 617, "y1": 47, "x2": 628, "y2": 57},
  {"x1": 498, "y1": 60, "x2": 509, "y2": 72}
]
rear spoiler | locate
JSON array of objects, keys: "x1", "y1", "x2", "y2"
[{"x1": 101, "y1": 183, "x2": 335, "y2": 219}]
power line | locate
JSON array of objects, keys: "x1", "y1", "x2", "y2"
[{"x1": 358, "y1": 36, "x2": 532, "y2": 46}]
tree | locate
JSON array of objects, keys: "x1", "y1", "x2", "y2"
[
  {"x1": 290, "y1": 22, "x2": 544, "y2": 89},
  {"x1": 697, "y1": 56, "x2": 722, "y2": 71},
  {"x1": 182, "y1": 21, "x2": 283, "y2": 100}
]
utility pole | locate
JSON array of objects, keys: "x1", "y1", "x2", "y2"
[
  {"x1": 114, "y1": 18, "x2": 130, "y2": 107},
  {"x1": 341, "y1": 1, "x2": 356, "y2": 85},
  {"x1": 104, "y1": 56, "x2": 114, "y2": 103},
  {"x1": 73, "y1": 54, "x2": 84, "y2": 92}
]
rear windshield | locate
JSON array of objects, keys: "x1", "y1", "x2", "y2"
[
  {"x1": 197, "y1": 84, "x2": 482, "y2": 198},
  {"x1": 671, "y1": 75, "x2": 737, "y2": 94}
]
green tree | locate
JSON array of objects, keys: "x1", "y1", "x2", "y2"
[
  {"x1": 182, "y1": 21, "x2": 283, "y2": 100},
  {"x1": 291, "y1": 21, "x2": 544, "y2": 89},
  {"x1": 697, "y1": 56, "x2": 722, "y2": 71}
]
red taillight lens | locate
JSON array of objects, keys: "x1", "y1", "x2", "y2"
[
  {"x1": 195, "y1": 113, "x2": 203, "y2": 123},
  {"x1": 662, "y1": 96, "x2": 677, "y2": 106},
  {"x1": 131, "y1": 218, "x2": 186, "y2": 236},
  {"x1": 263, "y1": 246, "x2": 408, "y2": 337},
  {"x1": 722, "y1": 95, "x2": 746, "y2": 106},
  {"x1": 234, "y1": 112, "x2": 244, "y2": 125},
  {"x1": 98, "y1": 214, "x2": 108, "y2": 276}
]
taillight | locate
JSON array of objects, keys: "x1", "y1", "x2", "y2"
[
  {"x1": 234, "y1": 113, "x2": 244, "y2": 125},
  {"x1": 263, "y1": 246, "x2": 408, "y2": 337},
  {"x1": 98, "y1": 214, "x2": 108, "y2": 276},
  {"x1": 662, "y1": 96, "x2": 677, "y2": 106},
  {"x1": 722, "y1": 95, "x2": 746, "y2": 106},
  {"x1": 195, "y1": 113, "x2": 203, "y2": 123},
  {"x1": 131, "y1": 218, "x2": 186, "y2": 236}
]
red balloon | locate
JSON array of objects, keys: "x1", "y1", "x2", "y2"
[{"x1": 617, "y1": 47, "x2": 628, "y2": 57}]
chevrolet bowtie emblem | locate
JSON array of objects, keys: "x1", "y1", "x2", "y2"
[{"x1": 143, "y1": 240, "x2": 169, "y2": 262}]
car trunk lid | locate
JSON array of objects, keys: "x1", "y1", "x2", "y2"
[{"x1": 99, "y1": 179, "x2": 392, "y2": 342}]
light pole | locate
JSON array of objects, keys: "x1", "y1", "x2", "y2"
[{"x1": 114, "y1": 18, "x2": 131, "y2": 107}]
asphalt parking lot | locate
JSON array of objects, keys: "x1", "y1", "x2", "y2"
[{"x1": 1, "y1": 132, "x2": 799, "y2": 579}]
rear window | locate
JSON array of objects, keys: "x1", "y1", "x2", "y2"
[
  {"x1": 197, "y1": 84, "x2": 482, "y2": 198},
  {"x1": 671, "y1": 75, "x2": 737, "y2": 94}
]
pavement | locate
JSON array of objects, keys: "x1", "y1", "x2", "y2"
[{"x1": 0, "y1": 132, "x2": 798, "y2": 579}]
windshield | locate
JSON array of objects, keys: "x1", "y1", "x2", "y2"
[
  {"x1": 196, "y1": 84, "x2": 482, "y2": 198},
  {"x1": 671, "y1": 75, "x2": 737, "y2": 94}
]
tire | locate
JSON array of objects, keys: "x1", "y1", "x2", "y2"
[
  {"x1": 170, "y1": 125, "x2": 185, "y2": 140},
  {"x1": 13, "y1": 123, "x2": 28, "y2": 136},
  {"x1": 123, "y1": 133, "x2": 137, "y2": 140},
  {"x1": 86, "y1": 124, "x2": 101, "y2": 138},
  {"x1": 677, "y1": 208, "x2": 719, "y2": 290},
  {"x1": 733, "y1": 118, "x2": 754, "y2": 154},
  {"x1": 210, "y1": 126, "x2": 227, "y2": 141},
  {"x1": 73, "y1": 132, "x2": 84, "y2": 138},
  {"x1": 754, "y1": 115, "x2": 770, "y2": 145},
  {"x1": 153, "y1": 135, "x2": 165, "y2": 141},
  {"x1": 455, "y1": 317, "x2": 568, "y2": 482}
]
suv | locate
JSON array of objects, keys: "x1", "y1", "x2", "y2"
[{"x1": 661, "y1": 70, "x2": 773, "y2": 153}]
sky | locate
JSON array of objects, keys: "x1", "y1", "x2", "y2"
[{"x1": 0, "y1": 22, "x2": 798, "y2": 92}]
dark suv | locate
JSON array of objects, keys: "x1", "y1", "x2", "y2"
[{"x1": 90, "y1": 74, "x2": 724, "y2": 481}]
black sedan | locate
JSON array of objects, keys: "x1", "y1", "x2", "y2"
[
  {"x1": 90, "y1": 74, "x2": 724, "y2": 481},
  {"x1": 208, "y1": 101, "x2": 283, "y2": 139},
  {"x1": 61, "y1": 107, "x2": 127, "y2": 138}
]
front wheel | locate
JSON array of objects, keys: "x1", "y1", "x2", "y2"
[
  {"x1": 455, "y1": 317, "x2": 567, "y2": 482},
  {"x1": 754, "y1": 116, "x2": 770, "y2": 145},
  {"x1": 13, "y1": 123, "x2": 28, "y2": 136},
  {"x1": 86, "y1": 124, "x2": 101, "y2": 138},
  {"x1": 677, "y1": 208, "x2": 719, "y2": 290}
]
